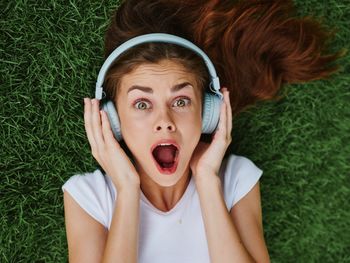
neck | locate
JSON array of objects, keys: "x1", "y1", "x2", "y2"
[{"x1": 139, "y1": 169, "x2": 192, "y2": 212}]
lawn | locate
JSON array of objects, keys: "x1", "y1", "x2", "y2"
[{"x1": 1, "y1": 0, "x2": 349, "y2": 262}]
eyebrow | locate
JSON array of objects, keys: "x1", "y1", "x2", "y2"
[{"x1": 127, "y1": 82, "x2": 193, "y2": 94}]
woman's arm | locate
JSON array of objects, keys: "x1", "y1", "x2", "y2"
[
  {"x1": 64, "y1": 98, "x2": 141, "y2": 262},
  {"x1": 102, "y1": 187, "x2": 140, "y2": 263},
  {"x1": 64, "y1": 191, "x2": 108, "y2": 263},
  {"x1": 195, "y1": 174, "x2": 264, "y2": 263},
  {"x1": 63, "y1": 187, "x2": 140, "y2": 263},
  {"x1": 230, "y1": 181, "x2": 270, "y2": 262}
]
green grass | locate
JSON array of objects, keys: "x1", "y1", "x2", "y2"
[{"x1": 1, "y1": 0, "x2": 349, "y2": 262}]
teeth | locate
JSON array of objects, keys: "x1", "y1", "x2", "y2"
[{"x1": 158, "y1": 143, "x2": 172, "y2": 146}]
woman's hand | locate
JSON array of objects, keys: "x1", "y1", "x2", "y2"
[
  {"x1": 84, "y1": 98, "x2": 140, "y2": 192},
  {"x1": 190, "y1": 88, "x2": 232, "y2": 179}
]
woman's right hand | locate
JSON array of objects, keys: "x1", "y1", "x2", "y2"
[{"x1": 84, "y1": 98, "x2": 141, "y2": 193}]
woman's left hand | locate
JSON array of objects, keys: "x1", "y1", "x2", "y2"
[{"x1": 190, "y1": 87, "x2": 232, "y2": 179}]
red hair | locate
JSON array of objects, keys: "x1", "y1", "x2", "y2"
[{"x1": 105, "y1": 0, "x2": 344, "y2": 117}]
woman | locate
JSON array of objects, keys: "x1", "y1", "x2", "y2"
[{"x1": 62, "y1": 0, "x2": 342, "y2": 262}]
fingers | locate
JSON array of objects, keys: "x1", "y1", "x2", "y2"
[
  {"x1": 100, "y1": 109, "x2": 119, "y2": 149},
  {"x1": 217, "y1": 87, "x2": 232, "y2": 143},
  {"x1": 217, "y1": 93, "x2": 227, "y2": 139},
  {"x1": 84, "y1": 97, "x2": 119, "y2": 149},
  {"x1": 84, "y1": 98, "x2": 106, "y2": 160},
  {"x1": 223, "y1": 88, "x2": 232, "y2": 142},
  {"x1": 84, "y1": 98, "x2": 98, "y2": 150},
  {"x1": 91, "y1": 99, "x2": 105, "y2": 146}
]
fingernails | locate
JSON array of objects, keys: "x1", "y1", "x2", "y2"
[{"x1": 83, "y1": 98, "x2": 102, "y2": 106}]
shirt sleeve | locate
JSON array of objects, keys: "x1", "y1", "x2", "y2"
[
  {"x1": 61, "y1": 169, "x2": 116, "y2": 229},
  {"x1": 219, "y1": 154, "x2": 263, "y2": 210}
]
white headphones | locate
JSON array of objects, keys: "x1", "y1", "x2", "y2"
[{"x1": 95, "y1": 33, "x2": 223, "y2": 141}]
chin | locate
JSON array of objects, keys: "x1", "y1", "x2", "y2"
[{"x1": 153, "y1": 172, "x2": 188, "y2": 188}]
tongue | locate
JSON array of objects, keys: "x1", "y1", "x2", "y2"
[{"x1": 153, "y1": 145, "x2": 177, "y2": 163}]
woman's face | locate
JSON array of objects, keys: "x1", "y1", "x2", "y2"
[{"x1": 116, "y1": 59, "x2": 203, "y2": 187}]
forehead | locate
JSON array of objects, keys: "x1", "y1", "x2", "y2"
[{"x1": 119, "y1": 60, "x2": 200, "y2": 92}]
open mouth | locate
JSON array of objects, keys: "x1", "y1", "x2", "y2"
[{"x1": 151, "y1": 144, "x2": 179, "y2": 174}]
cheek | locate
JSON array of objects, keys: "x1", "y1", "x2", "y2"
[
  {"x1": 120, "y1": 114, "x2": 152, "y2": 140},
  {"x1": 117, "y1": 100, "x2": 148, "y2": 133},
  {"x1": 186, "y1": 104, "x2": 202, "y2": 129},
  {"x1": 119, "y1": 117, "x2": 150, "y2": 161},
  {"x1": 176, "y1": 111, "x2": 202, "y2": 144}
]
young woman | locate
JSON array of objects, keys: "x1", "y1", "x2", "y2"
[{"x1": 62, "y1": 0, "x2": 342, "y2": 262}]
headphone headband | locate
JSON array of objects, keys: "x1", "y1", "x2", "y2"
[{"x1": 95, "y1": 33, "x2": 222, "y2": 100}]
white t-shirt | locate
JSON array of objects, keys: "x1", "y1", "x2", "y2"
[{"x1": 62, "y1": 154, "x2": 263, "y2": 263}]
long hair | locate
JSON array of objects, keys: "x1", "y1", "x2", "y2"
[{"x1": 104, "y1": 0, "x2": 344, "y2": 117}]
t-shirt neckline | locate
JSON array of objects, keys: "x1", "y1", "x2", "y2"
[{"x1": 140, "y1": 175, "x2": 195, "y2": 215}]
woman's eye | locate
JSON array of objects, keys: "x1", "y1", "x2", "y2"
[
  {"x1": 133, "y1": 97, "x2": 190, "y2": 111},
  {"x1": 134, "y1": 100, "x2": 151, "y2": 110},
  {"x1": 173, "y1": 97, "x2": 191, "y2": 107}
]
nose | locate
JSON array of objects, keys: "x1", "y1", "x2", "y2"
[{"x1": 154, "y1": 109, "x2": 176, "y2": 133}]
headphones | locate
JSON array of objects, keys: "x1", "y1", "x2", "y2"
[{"x1": 95, "y1": 33, "x2": 223, "y2": 141}]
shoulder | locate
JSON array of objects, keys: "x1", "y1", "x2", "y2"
[
  {"x1": 62, "y1": 169, "x2": 116, "y2": 229},
  {"x1": 218, "y1": 154, "x2": 263, "y2": 210}
]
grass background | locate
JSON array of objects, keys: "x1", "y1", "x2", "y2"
[{"x1": 1, "y1": 0, "x2": 349, "y2": 262}]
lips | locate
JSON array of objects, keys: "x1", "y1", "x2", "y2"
[{"x1": 150, "y1": 139, "x2": 180, "y2": 175}]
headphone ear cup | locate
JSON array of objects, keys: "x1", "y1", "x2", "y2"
[
  {"x1": 202, "y1": 92, "x2": 222, "y2": 134},
  {"x1": 101, "y1": 100, "x2": 123, "y2": 141}
]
